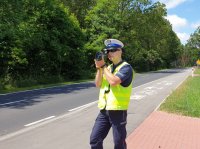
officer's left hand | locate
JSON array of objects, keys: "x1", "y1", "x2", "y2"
[{"x1": 94, "y1": 59, "x2": 105, "y2": 69}]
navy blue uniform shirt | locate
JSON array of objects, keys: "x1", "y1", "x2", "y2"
[{"x1": 111, "y1": 61, "x2": 133, "y2": 87}]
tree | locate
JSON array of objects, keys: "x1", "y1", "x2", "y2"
[
  {"x1": 84, "y1": 0, "x2": 182, "y2": 71},
  {"x1": 22, "y1": 0, "x2": 86, "y2": 79},
  {"x1": 0, "y1": 0, "x2": 86, "y2": 87},
  {"x1": 187, "y1": 26, "x2": 200, "y2": 49},
  {"x1": 184, "y1": 26, "x2": 200, "y2": 66},
  {"x1": 0, "y1": 0, "x2": 27, "y2": 80},
  {"x1": 61, "y1": 0, "x2": 97, "y2": 28}
]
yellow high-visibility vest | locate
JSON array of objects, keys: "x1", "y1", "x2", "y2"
[{"x1": 98, "y1": 62, "x2": 133, "y2": 110}]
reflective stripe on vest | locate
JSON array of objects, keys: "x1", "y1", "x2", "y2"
[{"x1": 98, "y1": 62, "x2": 133, "y2": 110}]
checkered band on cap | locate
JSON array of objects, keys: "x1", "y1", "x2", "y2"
[{"x1": 104, "y1": 39, "x2": 124, "y2": 49}]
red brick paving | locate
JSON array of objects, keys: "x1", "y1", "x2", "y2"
[{"x1": 127, "y1": 111, "x2": 200, "y2": 149}]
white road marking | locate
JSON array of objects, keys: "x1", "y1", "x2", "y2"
[
  {"x1": 0, "y1": 69, "x2": 192, "y2": 141},
  {"x1": 68, "y1": 101, "x2": 97, "y2": 112},
  {"x1": 131, "y1": 80, "x2": 175, "y2": 101},
  {"x1": 130, "y1": 94, "x2": 146, "y2": 100},
  {"x1": 165, "y1": 82, "x2": 173, "y2": 85},
  {"x1": 24, "y1": 116, "x2": 55, "y2": 127},
  {"x1": 0, "y1": 99, "x2": 27, "y2": 106},
  {"x1": 0, "y1": 74, "x2": 177, "y2": 106},
  {"x1": 154, "y1": 73, "x2": 190, "y2": 111},
  {"x1": 144, "y1": 86, "x2": 154, "y2": 90},
  {"x1": 143, "y1": 90, "x2": 157, "y2": 95}
]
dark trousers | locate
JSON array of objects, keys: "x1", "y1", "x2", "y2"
[{"x1": 90, "y1": 110, "x2": 127, "y2": 149}]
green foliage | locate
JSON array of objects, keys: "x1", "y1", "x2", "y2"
[
  {"x1": 84, "y1": 0, "x2": 122, "y2": 68},
  {"x1": 184, "y1": 26, "x2": 200, "y2": 66},
  {"x1": 61, "y1": 0, "x2": 97, "y2": 28},
  {"x1": 187, "y1": 26, "x2": 200, "y2": 49},
  {"x1": 0, "y1": 0, "x2": 186, "y2": 89},
  {"x1": 194, "y1": 68, "x2": 200, "y2": 74},
  {"x1": 85, "y1": 0, "x2": 121, "y2": 48},
  {"x1": 84, "y1": 0, "x2": 182, "y2": 72},
  {"x1": 0, "y1": 0, "x2": 87, "y2": 88}
]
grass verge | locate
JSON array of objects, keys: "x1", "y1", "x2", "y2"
[
  {"x1": 194, "y1": 67, "x2": 200, "y2": 74},
  {"x1": 159, "y1": 68, "x2": 200, "y2": 117}
]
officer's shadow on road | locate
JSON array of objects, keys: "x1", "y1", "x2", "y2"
[{"x1": 0, "y1": 82, "x2": 96, "y2": 109}]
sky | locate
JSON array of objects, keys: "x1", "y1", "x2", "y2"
[{"x1": 153, "y1": 0, "x2": 200, "y2": 45}]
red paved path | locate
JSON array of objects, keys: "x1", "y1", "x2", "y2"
[{"x1": 127, "y1": 111, "x2": 200, "y2": 149}]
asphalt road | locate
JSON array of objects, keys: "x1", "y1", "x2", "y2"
[{"x1": 0, "y1": 68, "x2": 186, "y2": 136}]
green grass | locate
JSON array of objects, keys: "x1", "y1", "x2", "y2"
[
  {"x1": 194, "y1": 67, "x2": 200, "y2": 74},
  {"x1": 0, "y1": 79, "x2": 93, "y2": 94},
  {"x1": 159, "y1": 69, "x2": 200, "y2": 117}
]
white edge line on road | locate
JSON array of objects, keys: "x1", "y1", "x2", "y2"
[
  {"x1": 0, "y1": 70, "x2": 188, "y2": 106},
  {"x1": 0, "y1": 68, "x2": 192, "y2": 97},
  {"x1": 0, "y1": 99, "x2": 27, "y2": 106},
  {"x1": 1, "y1": 68, "x2": 192, "y2": 106},
  {"x1": 154, "y1": 73, "x2": 190, "y2": 111},
  {"x1": 132, "y1": 75, "x2": 174, "y2": 90},
  {"x1": 133, "y1": 68, "x2": 192, "y2": 90},
  {"x1": 0, "y1": 77, "x2": 170, "y2": 106},
  {"x1": 0, "y1": 70, "x2": 191, "y2": 141},
  {"x1": 24, "y1": 116, "x2": 55, "y2": 127},
  {"x1": 0, "y1": 81, "x2": 94, "y2": 96},
  {"x1": 67, "y1": 73, "x2": 185, "y2": 112},
  {"x1": 68, "y1": 101, "x2": 97, "y2": 112},
  {"x1": 0, "y1": 103, "x2": 96, "y2": 141}
]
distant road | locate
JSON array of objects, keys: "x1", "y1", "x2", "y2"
[{"x1": 0, "y1": 68, "x2": 186, "y2": 136}]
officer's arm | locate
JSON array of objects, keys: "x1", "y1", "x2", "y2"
[
  {"x1": 94, "y1": 59, "x2": 106, "y2": 88},
  {"x1": 95, "y1": 68, "x2": 103, "y2": 87},
  {"x1": 103, "y1": 67, "x2": 121, "y2": 86}
]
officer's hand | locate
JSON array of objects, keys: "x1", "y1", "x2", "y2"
[{"x1": 94, "y1": 59, "x2": 105, "y2": 69}]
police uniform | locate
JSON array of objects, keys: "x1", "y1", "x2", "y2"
[{"x1": 90, "y1": 39, "x2": 134, "y2": 149}]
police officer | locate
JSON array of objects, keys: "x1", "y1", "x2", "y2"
[{"x1": 90, "y1": 39, "x2": 134, "y2": 149}]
